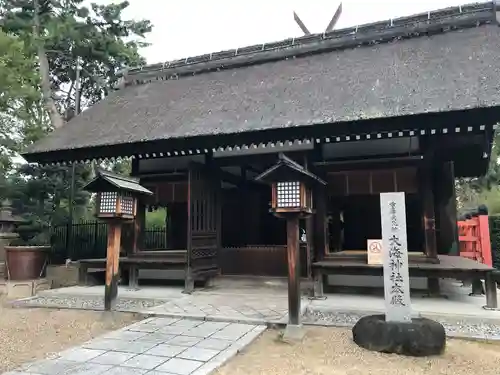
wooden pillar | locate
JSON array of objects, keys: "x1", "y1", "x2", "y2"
[
  {"x1": 184, "y1": 164, "x2": 194, "y2": 294},
  {"x1": 435, "y1": 162, "x2": 459, "y2": 256},
  {"x1": 305, "y1": 216, "x2": 314, "y2": 278},
  {"x1": 313, "y1": 185, "x2": 329, "y2": 260},
  {"x1": 286, "y1": 216, "x2": 301, "y2": 325},
  {"x1": 132, "y1": 201, "x2": 145, "y2": 254},
  {"x1": 104, "y1": 221, "x2": 121, "y2": 311},
  {"x1": 485, "y1": 271, "x2": 498, "y2": 309},
  {"x1": 420, "y1": 166, "x2": 438, "y2": 261},
  {"x1": 420, "y1": 161, "x2": 440, "y2": 295}
]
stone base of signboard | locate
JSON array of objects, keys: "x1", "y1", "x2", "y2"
[
  {"x1": 0, "y1": 278, "x2": 51, "y2": 299},
  {"x1": 352, "y1": 314, "x2": 446, "y2": 357},
  {"x1": 282, "y1": 324, "x2": 306, "y2": 342}
]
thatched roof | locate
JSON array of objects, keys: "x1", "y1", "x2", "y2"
[{"x1": 24, "y1": 1, "x2": 500, "y2": 163}]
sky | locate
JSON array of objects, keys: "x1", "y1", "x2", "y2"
[{"x1": 95, "y1": 0, "x2": 467, "y2": 64}]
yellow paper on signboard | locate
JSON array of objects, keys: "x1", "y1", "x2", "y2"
[{"x1": 367, "y1": 239, "x2": 383, "y2": 265}]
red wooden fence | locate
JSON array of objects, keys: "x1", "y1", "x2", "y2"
[{"x1": 458, "y1": 213, "x2": 493, "y2": 267}]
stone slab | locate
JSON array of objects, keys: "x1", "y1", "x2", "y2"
[
  {"x1": 155, "y1": 358, "x2": 204, "y2": 375},
  {"x1": 46, "y1": 264, "x2": 79, "y2": 289},
  {"x1": 210, "y1": 324, "x2": 254, "y2": 341},
  {"x1": 0, "y1": 279, "x2": 51, "y2": 299},
  {"x1": 138, "y1": 332, "x2": 177, "y2": 344},
  {"x1": 145, "y1": 344, "x2": 187, "y2": 357},
  {"x1": 105, "y1": 367, "x2": 149, "y2": 375},
  {"x1": 89, "y1": 352, "x2": 136, "y2": 365},
  {"x1": 194, "y1": 338, "x2": 232, "y2": 351},
  {"x1": 103, "y1": 330, "x2": 149, "y2": 341},
  {"x1": 177, "y1": 347, "x2": 220, "y2": 361},
  {"x1": 62, "y1": 363, "x2": 112, "y2": 375},
  {"x1": 58, "y1": 348, "x2": 106, "y2": 362},
  {"x1": 167, "y1": 336, "x2": 202, "y2": 347},
  {"x1": 3, "y1": 318, "x2": 266, "y2": 375},
  {"x1": 121, "y1": 354, "x2": 169, "y2": 370},
  {"x1": 282, "y1": 324, "x2": 306, "y2": 342}
]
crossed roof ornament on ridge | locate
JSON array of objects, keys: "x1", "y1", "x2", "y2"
[{"x1": 293, "y1": 2, "x2": 342, "y2": 35}]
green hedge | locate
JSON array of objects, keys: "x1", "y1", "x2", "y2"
[{"x1": 489, "y1": 215, "x2": 500, "y2": 269}]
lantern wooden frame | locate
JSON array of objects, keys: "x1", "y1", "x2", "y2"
[
  {"x1": 255, "y1": 153, "x2": 325, "y2": 330},
  {"x1": 83, "y1": 169, "x2": 153, "y2": 311},
  {"x1": 256, "y1": 153, "x2": 324, "y2": 217},
  {"x1": 96, "y1": 191, "x2": 137, "y2": 221},
  {"x1": 271, "y1": 180, "x2": 314, "y2": 214}
]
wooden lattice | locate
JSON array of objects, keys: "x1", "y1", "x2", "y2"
[
  {"x1": 99, "y1": 192, "x2": 117, "y2": 214},
  {"x1": 188, "y1": 164, "x2": 221, "y2": 273},
  {"x1": 276, "y1": 181, "x2": 300, "y2": 208},
  {"x1": 121, "y1": 194, "x2": 134, "y2": 215}
]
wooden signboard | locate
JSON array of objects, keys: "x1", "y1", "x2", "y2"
[{"x1": 367, "y1": 239, "x2": 383, "y2": 265}]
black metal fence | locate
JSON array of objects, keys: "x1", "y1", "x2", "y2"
[{"x1": 49, "y1": 221, "x2": 168, "y2": 264}]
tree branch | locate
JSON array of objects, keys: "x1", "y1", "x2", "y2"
[{"x1": 33, "y1": 0, "x2": 64, "y2": 129}]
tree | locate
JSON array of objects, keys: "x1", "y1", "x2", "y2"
[
  {"x1": 456, "y1": 129, "x2": 500, "y2": 213},
  {"x1": 0, "y1": 29, "x2": 43, "y2": 174},
  {"x1": 0, "y1": 0, "x2": 152, "y2": 228},
  {"x1": 1, "y1": 0, "x2": 152, "y2": 114}
]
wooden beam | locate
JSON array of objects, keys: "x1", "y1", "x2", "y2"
[
  {"x1": 314, "y1": 155, "x2": 424, "y2": 168},
  {"x1": 104, "y1": 221, "x2": 121, "y2": 311},
  {"x1": 207, "y1": 163, "x2": 262, "y2": 189},
  {"x1": 286, "y1": 216, "x2": 301, "y2": 325}
]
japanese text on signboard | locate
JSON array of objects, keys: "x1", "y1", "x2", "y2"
[{"x1": 388, "y1": 200, "x2": 405, "y2": 307}]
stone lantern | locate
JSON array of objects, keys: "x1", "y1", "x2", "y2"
[{"x1": 0, "y1": 200, "x2": 25, "y2": 279}]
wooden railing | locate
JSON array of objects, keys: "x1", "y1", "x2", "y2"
[{"x1": 458, "y1": 212, "x2": 492, "y2": 267}]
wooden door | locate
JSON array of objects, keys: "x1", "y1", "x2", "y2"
[{"x1": 186, "y1": 163, "x2": 221, "y2": 285}]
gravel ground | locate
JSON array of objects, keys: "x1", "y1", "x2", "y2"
[
  {"x1": 304, "y1": 310, "x2": 500, "y2": 340},
  {"x1": 215, "y1": 326, "x2": 500, "y2": 375},
  {"x1": 12, "y1": 295, "x2": 166, "y2": 312},
  {"x1": 0, "y1": 296, "x2": 141, "y2": 373}
]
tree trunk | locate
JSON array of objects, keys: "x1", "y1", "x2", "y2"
[{"x1": 33, "y1": 0, "x2": 64, "y2": 130}]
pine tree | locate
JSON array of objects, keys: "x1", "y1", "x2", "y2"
[{"x1": 0, "y1": 0, "x2": 152, "y2": 228}]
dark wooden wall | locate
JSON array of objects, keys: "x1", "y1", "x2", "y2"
[
  {"x1": 434, "y1": 161, "x2": 459, "y2": 255},
  {"x1": 321, "y1": 166, "x2": 423, "y2": 253},
  {"x1": 219, "y1": 245, "x2": 308, "y2": 277},
  {"x1": 221, "y1": 185, "x2": 286, "y2": 247}
]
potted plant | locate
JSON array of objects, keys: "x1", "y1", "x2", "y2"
[{"x1": 5, "y1": 224, "x2": 51, "y2": 281}]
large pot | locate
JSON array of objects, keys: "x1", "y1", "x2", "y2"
[{"x1": 5, "y1": 246, "x2": 50, "y2": 280}]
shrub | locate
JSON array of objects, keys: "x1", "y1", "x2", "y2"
[{"x1": 489, "y1": 215, "x2": 500, "y2": 269}]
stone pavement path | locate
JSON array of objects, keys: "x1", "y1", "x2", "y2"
[
  {"x1": 145, "y1": 293, "x2": 294, "y2": 324},
  {"x1": 16, "y1": 290, "x2": 299, "y2": 325},
  {"x1": 3, "y1": 317, "x2": 266, "y2": 375}
]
